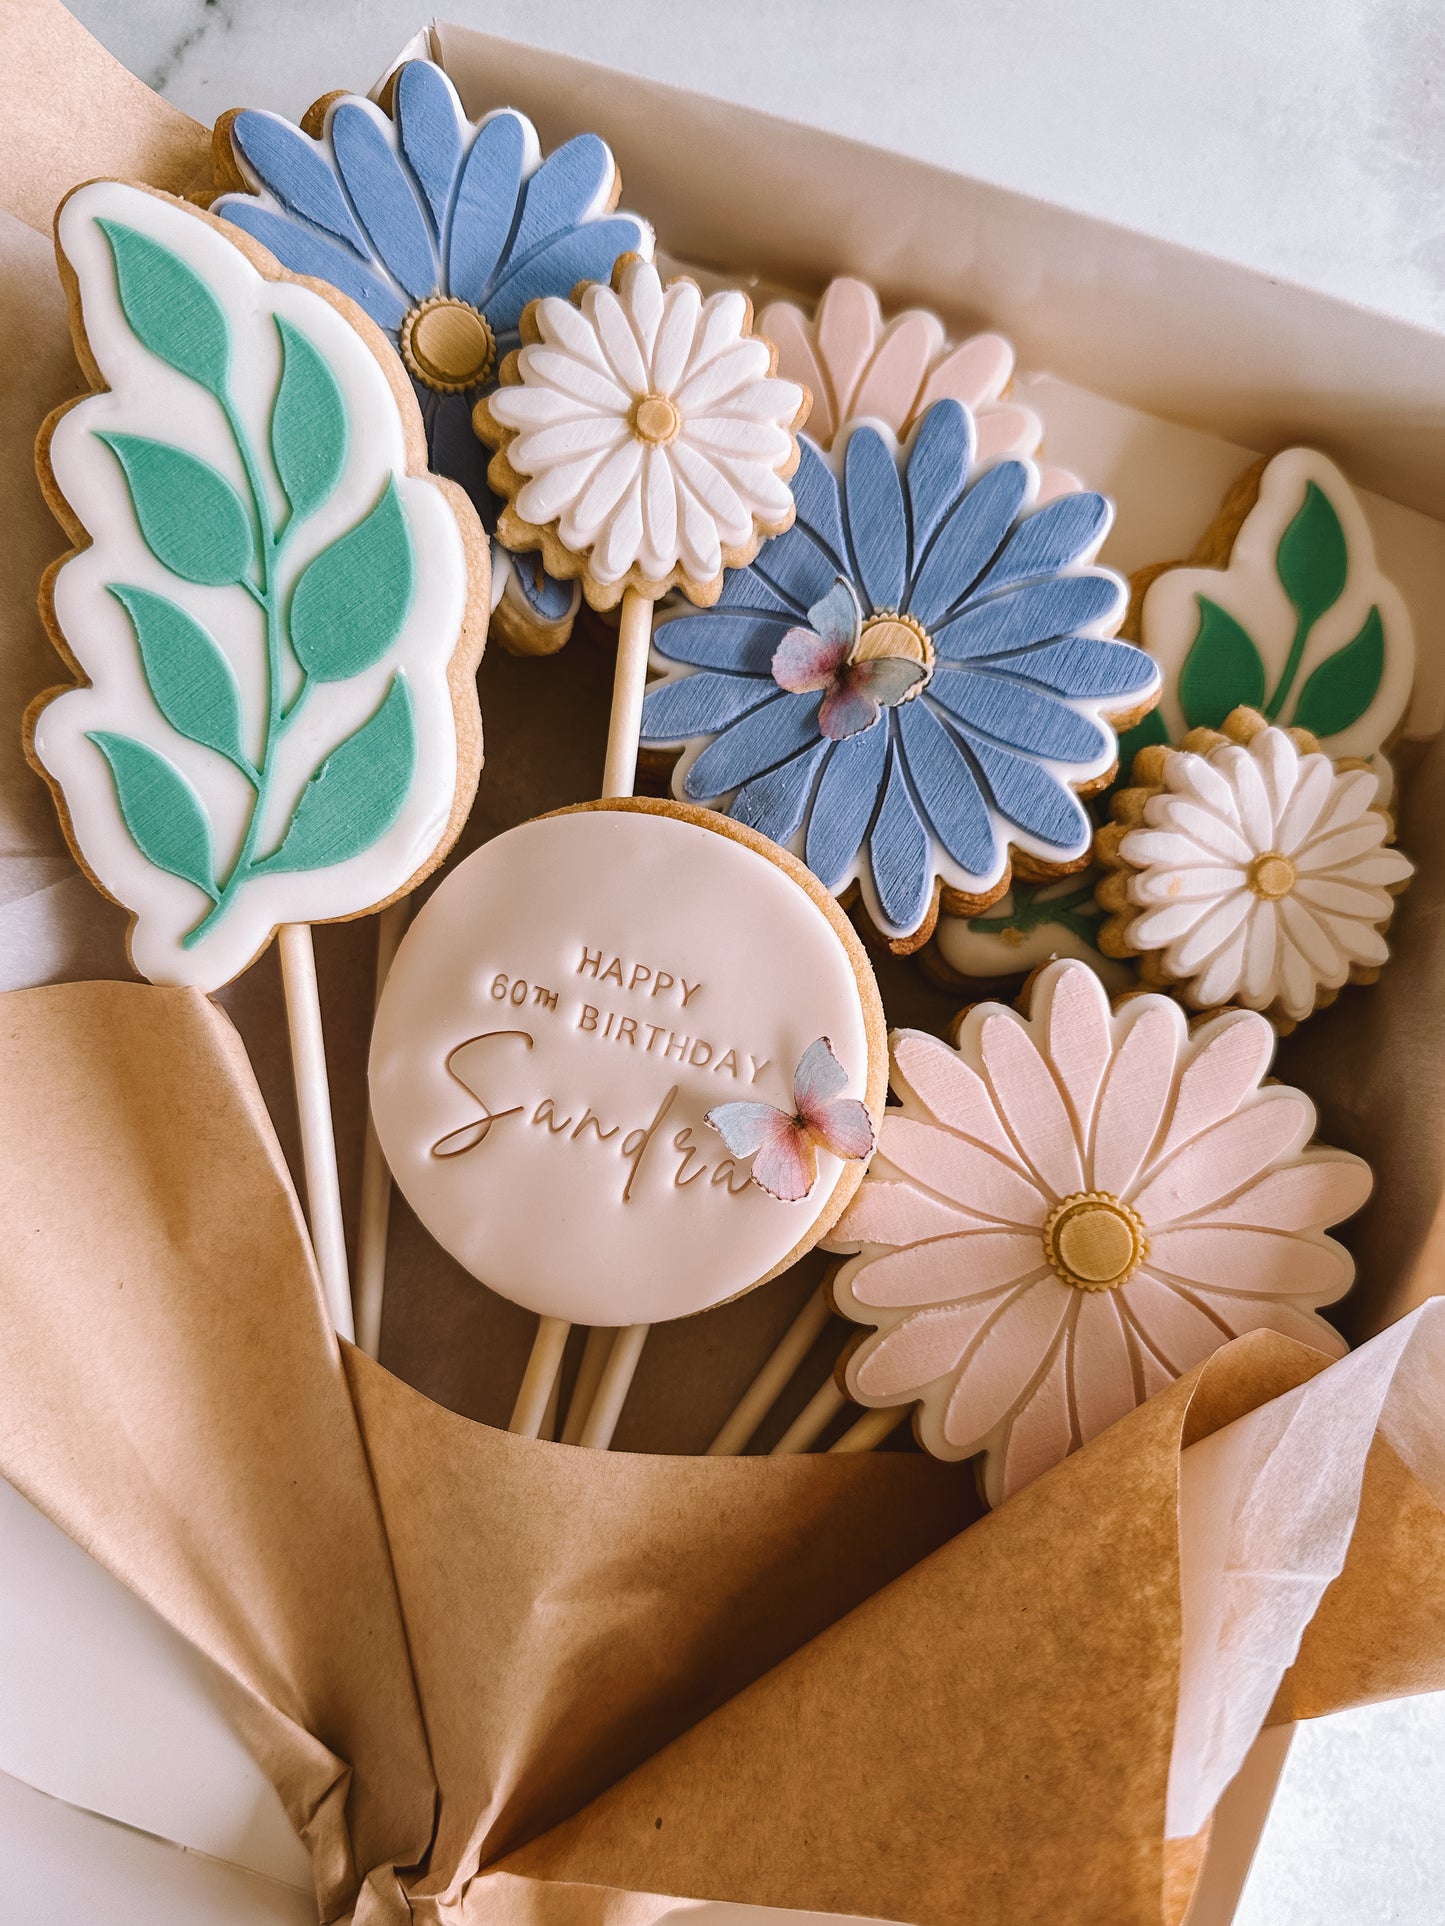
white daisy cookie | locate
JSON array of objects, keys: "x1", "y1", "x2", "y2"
[{"x1": 1096, "y1": 706, "x2": 1412, "y2": 1028}]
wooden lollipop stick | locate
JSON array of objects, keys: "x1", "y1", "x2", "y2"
[
  {"x1": 561, "y1": 1327, "x2": 617, "y2": 1444},
  {"x1": 510, "y1": 1315, "x2": 571, "y2": 1438},
  {"x1": 770, "y1": 1377, "x2": 847, "y2": 1455},
  {"x1": 540, "y1": 1361, "x2": 563, "y2": 1442},
  {"x1": 830, "y1": 1405, "x2": 907, "y2": 1453},
  {"x1": 707, "y1": 1285, "x2": 836, "y2": 1455},
  {"x1": 277, "y1": 923, "x2": 354, "y2": 1342},
  {"x1": 577, "y1": 1323, "x2": 650, "y2": 1449},
  {"x1": 354, "y1": 899, "x2": 410, "y2": 1360},
  {"x1": 513, "y1": 588, "x2": 656, "y2": 1437}
]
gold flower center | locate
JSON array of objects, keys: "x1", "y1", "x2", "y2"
[
  {"x1": 630, "y1": 392, "x2": 681, "y2": 445},
  {"x1": 1248, "y1": 851, "x2": 1297, "y2": 901},
  {"x1": 400, "y1": 296, "x2": 495, "y2": 393},
  {"x1": 1043, "y1": 1191, "x2": 1148, "y2": 1292},
  {"x1": 852, "y1": 610, "x2": 933, "y2": 697}
]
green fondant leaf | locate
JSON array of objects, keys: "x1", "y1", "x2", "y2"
[
  {"x1": 1178, "y1": 595, "x2": 1266, "y2": 731},
  {"x1": 1276, "y1": 481, "x2": 1348, "y2": 631},
  {"x1": 108, "y1": 583, "x2": 250, "y2": 773},
  {"x1": 289, "y1": 477, "x2": 414, "y2": 681},
  {"x1": 98, "y1": 433, "x2": 254, "y2": 587},
  {"x1": 87, "y1": 730, "x2": 217, "y2": 899},
  {"x1": 254, "y1": 673, "x2": 415, "y2": 875},
  {"x1": 97, "y1": 219, "x2": 230, "y2": 397},
  {"x1": 1291, "y1": 605, "x2": 1385, "y2": 739},
  {"x1": 271, "y1": 316, "x2": 347, "y2": 526}
]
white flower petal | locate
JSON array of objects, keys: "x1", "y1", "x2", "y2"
[
  {"x1": 1168, "y1": 890, "x2": 1252, "y2": 975},
  {"x1": 1273, "y1": 752, "x2": 1335, "y2": 851},
  {"x1": 675, "y1": 471, "x2": 723, "y2": 583},
  {"x1": 1218, "y1": 743, "x2": 1276, "y2": 850},
  {"x1": 637, "y1": 443, "x2": 679, "y2": 580},
  {"x1": 1241, "y1": 899, "x2": 1281, "y2": 1005},
  {"x1": 561, "y1": 438, "x2": 642, "y2": 552},
  {"x1": 516, "y1": 451, "x2": 610, "y2": 526},
  {"x1": 1277, "y1": 894, "x2": 1345, "y2": 976},
  {"x1": 675, "y1": 339, "x2": 773, "y2": 412},
  {"x1": 1276, "y1": 939, "x2": 1320, "y2": 1019},
  {"x1": 511, "y1": 415, "x2": 630, "y2": 471},
  {"x1": 1072, "y1": 1290, "x2": 1139, "y2": 1442},
  {"x1": 1307, "y1": 767, "x2": 1379, "y2": 844},
  {"x1": 536, "y1": 295, "x2": 619, "y2": 375},
  {"x1": 942, "y1": 1278, "x2": 1074, "y2": 1451},
  {"x1": 1296, "y1": 818, "x2": 1389, "y2": 871},
  {"x1": 1292, "y1": 875, "x2": 1394, "y2": 920},
  {"x1": 650, "y1": 279, "x2": 702, "y2": 393},
  {"x1": 1170, "y1": 753, "x2": 1246, "y2": 826},
  {"x1": 626, "y1": 258, "x2": 665, "y2": 360},
  {"x1": 1186, "y1": 1291, "x2": 1348, "y2": 1353},
  {"x1": 689, "y1": 289, "x2": 751, "y2": 374},
  {"x1": 1130, "y1": 896, "x2": 1217, "y2": 948},
  {"x1": 1327, "y1": 917, "x2": 1391, "y2": 966},
  {"x1": 1254, "y1": 726, "x2": 1300, "y2": 819},
  {"x1": 590, "y1": 284, "x2": 650, "y2": 394},
  {"x1": 712, "y1": 458, "x2": 795, "y2": 524},
  {"x1": 705, "y1": 376, "x2": 807, "y2": 422},
  {"x1": 1092, "y1": 1001, "x2": 1181, "y2": 1197},
  {"x1": 1149, "y1": 796, "x2": 1253, "y2": 864},
  {"x1": 670, "y1": 440, "x2": 752, "y2": 548},
  {"x1": 596, "y1": 483, "x2": 646, "y2": 582},
  {"x1": 978, "y1": 1010, "x2": 1084, "y2": 1201},
  {"x1": 1121, "y1": 828, "x2": 1231, "y2": 871},
  {"x1": 1128, "y1": 862, "x2": 1248, "y2": 905},
  {"x1": 1192, "y1": 917, "x2": 1250, "y2": 1008},
  {"x1": 1328, "y1": 847, "x2": 1413, "y2": 889},
  {"x1": 518, "y1": 346, "x2": 630, "y2": 414},
  {"x1": 489, "y1": 382, "x2": 602, "y2": 431},
  {"x1": 682, "y1": 416, "x2": 794, "y2": 465}
]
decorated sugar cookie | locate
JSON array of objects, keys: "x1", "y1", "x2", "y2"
[
  {"x1": 474, "y1": 254, "x2": 807, "y2": 607},
  {"x1": 761, "y1": 275, "x2": 1077, "y2": 500},
  {"x1": 639, "y1": 398, "x2": 1161, "y2": 952},
  {"x1": 826, "y1": 957, "x2": 1367, "y2": 1504},
  {"x1": 1134, "y1": 447, "x2": 1414, "y2": 763},
  {"x1": 369, "y1": 801, "x2": 886, "y2": 1326},
  {"x1": 1096, "y1": 707, "x2": 1412, "y2": 1027},
  {"x1": 27, "y1": 181, "x2": 486, "y2": 992},
  {"x1": 925, "y1": 873, "x2": 1132, "y2": 993},
  {"x1": 212, "y1": 59, "x2": 651, "y2": 653}
]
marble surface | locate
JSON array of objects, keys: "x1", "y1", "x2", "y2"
[{"x1": 52, "y1": 3, "x2": 1445, "y2": 1922}]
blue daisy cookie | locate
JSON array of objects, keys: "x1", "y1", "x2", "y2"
[
  {"x1": 211, "y1": 59, "x2": 652, "y2": 653},
  {"x1": 639, "y1": 398, "x2": 1161, "y2": 950}
]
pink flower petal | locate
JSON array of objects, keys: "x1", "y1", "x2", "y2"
[
  {"x1": 942, "y1": 1277, "x2": 1073, "y2": 1452},
  {"x1": 1152, "y1": 1011, "x2": 1273, "y2": 1166},
  {"x1": 847, "y1": 1232, "x2": 1049, "y2": 1308},
  {"x1": 978, "y1": 1009, "x2": 1084, "y2": 1200},
  {"x1": 852, "y1": 1294, "x2": 1003, "y2": 1399},
  {"x1": 997, "y1": 1341, "x2": 1073, "y2": 1501},
  {"x1": 851, "y1": 309, "x2": 944, "y2": 432},
  {"x1": 1120, "y1": 1273, "x2": 1228, "y2": 1374},
  {"x1": 1071, "y1": 1290, "x2": 1139, "y2": 1443},
  {"x1": 972, "y1": 402, "x2": 1042, "y2": 464},
  {"x1": 1092, "y1": 1001, "x2": 1183, "y2": 1198},
  {"x1": 916, "y1": 332, "x2": 1015, "y2": 413},
  {"x1": 1148, "y1": 1225, "x2": 1353, "y2": 1297},
  {"x1": 830, "y1": 1178, "x2": 996, "y2": 1248},
  {"x1": 761, "y1": 300, "x2": 833, "y2": 442},
  {"x1": 813, "y1": 277, "x2": 881, "y2": 423},
  {"x1": 1038, "y1": 960, "x2": 1113, "y2": 1139},
  {"x1": 1132, "y1": 1089, "x2": 1314, "y2": 1224},
  {"x1": 890, "y1": 1030, "x2": 1017, "y2": 1156},
  {"x1": 880, "y1": 1116, "x2": 1046, "y2": 1224},
  {"x1": 1199, "y1": 1154, "x2": 1372, "y2": 1232},
  {"x1": 1186, "y1": 1292, "x2": 1348, "y2": 1356}
]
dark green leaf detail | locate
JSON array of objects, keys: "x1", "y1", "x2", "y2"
[
  {"x1": 253, "y1": 674, "x2": 415, "y2": 875},
  {"x1": 1291, "y1": 605, "x2": 1385, "y2": 739},
  {"x1": 1178, "y1": 595, "x2": 1266, "y2": 731},
  {"x1": 271, "y1": 317, "x2": 348, "y2": 525},
  {"x1": 1276, "y1": 481, "x2": 1348, "y2": 631},
  {"x1": 87, "y1": 730, "x2": 217, "y2": 899},
  {"x1": 98, "y1": 433, "x2": 254, "y2": 587},
  {"x1": 289, "y1": 477, "x2": 414, "y2": 681},
  {"x1": 108, "y1": 584, "x2": 251, "y2": 774},
  {"x1": 96, "y1": 219, "x2": 230, "y2": 397}
]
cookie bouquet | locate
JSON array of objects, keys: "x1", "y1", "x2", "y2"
[{"x1": 4, "y1": 11, "x2": 1445, "y2": 1926}]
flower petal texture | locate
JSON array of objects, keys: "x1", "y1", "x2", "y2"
[{"x1": 825, "y1": 958, "x2": 1367, "y2": 1505}]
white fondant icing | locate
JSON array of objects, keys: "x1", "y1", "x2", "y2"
[
  {"x1": 931, "y1": 875, "x2": 1133, "y2": 989},
  {"x1": 33, "y1": 183, "x2": 474, "y2": 991},
  {"x1": 369, "y1": 806, "x2": 878, "y2": 1324}
]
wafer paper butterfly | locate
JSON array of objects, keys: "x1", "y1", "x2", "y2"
[
  {"x1": 773, "y1": 578, "x2": 928, "y2": 740},
  {"x1": 706, "y1": 1036, "x2": 875, "y2": 1202}
]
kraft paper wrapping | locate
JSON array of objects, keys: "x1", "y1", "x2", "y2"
[{"x1": 4, "y1": 9, "x2": 1445, "y2": 1925}]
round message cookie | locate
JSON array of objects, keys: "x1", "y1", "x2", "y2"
[
  {"x1": 1095, "y1": 707, "x2": 1413, "y2": 1027},
  {"x1": 369, "y1": 801, "x2": 886, "y2": 1325},
  {"x1": 825, "y1": 957, "x2": 1368, "y2": 1505}
]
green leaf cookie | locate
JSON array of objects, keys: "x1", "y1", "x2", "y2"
[
  {"x1": 1276, "y1": 481, "x2": 1348, "y2": 632},
  {"x1": 98, "y1": 433, "x2": 254, "y2": 587},
  {"x1": 97, "y1": 220, "x2": 231, "y2": 398},
  {"x1": 1178, "y1": 596, "x2": 1266, "y2": 731},
  {"x1": 255, "y1": 673, "x2": 416, "y2": 874},
  {"x1": 1292, "y1": 605, "x2": 1386, "y2": 739},
  {"x1": 271, "y1": 316, "x2": 347, "y2": 525},
  {"x1": 86, "y1": 730, "x2": 218, "y2": 899},
  {"x1": 289, "y1": 477, "x2": 414, "y2": 680},
  {"x1": 108, "y1": 584, "x2": 251, "y2": 774}
]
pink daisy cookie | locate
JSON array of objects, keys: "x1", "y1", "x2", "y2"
[
  {"x1": 825, "y1": 957, "x2": 1369, "y2": 1505},
  {"x1": 759, "y1": 275, "x2": 1078, "y2": 501}
]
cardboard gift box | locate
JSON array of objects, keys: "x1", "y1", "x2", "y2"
[{"x1": 3, "y1": 6, "x2": 1445, "y2": 1923}]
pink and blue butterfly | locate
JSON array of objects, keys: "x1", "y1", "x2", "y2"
[{"x1": 706, "y1": 1037, "x2": 874, "y2": 1204}]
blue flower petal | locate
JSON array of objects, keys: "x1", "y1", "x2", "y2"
[
  {"x1": 971, "y1": 737, "x2": 1091, "y2": 854},
  {"x1": 752, "y1": 525, "x2": 838, "y2": 613},
  {"x1": 933, "y1": 575, "x2": 1122, "y2": 660},
  {"x1": 511, "y1": 134, "x2": 615, "y2": 258},
  {"x1": 448, "y1": 110, "x2": 527, "y2": 308},
  {"x1": 790, "y1": 437, "x2": 849, "y2": 568},
  {"x1": 905, "y1": 400, "x2": 974, "y2": 565},
  {"x1": 683, "y1": 693, "x2": 823, "y2": 799},
  {"x1": 215, "y1": 200, "x2": 409, "y2": 332},
  {"x1": 806, "y1": 723, "x2": 889, "y2": 889},
  {"x1": 928, "y1": 671, "x2": 1109, "y2": 764},
  {"x1": 717, "y1": 567, "x2": 797, "y2": 616},
  {"x1": 396, "y1": 61, "x2": 466, "y2": 232},
  {"x1": 428, "y1": 389, "x2": 497, "y2": 525},
  {"x1": 906, "y1": 460, "x2": 1030, "y2": 630},
  {"x1": 971, "y1": 492, "x2": 1111, "y2": 598},
  {"x1": 652, "y1": 610, "x2": 795, "y2": 672},
  {"x1": 731, "y1": 739, "x2": 829, "y2": 845},
  {"x1": 897, "y1": 700, "x2": 996, "y2": 878},
  {"x1": 1010, "y1": 637, "x2": 1161, "y2": 701},
  {"x1": 485, "y1": 218, "x2": 648, "y2": 337},
  {"x1": 844, "y1": 426, "x2": 908, "y2": 611},
  {"x1": 641, "y1": 672, "x2": 776, "y2": 743},
  {"x1": 229, "y1": 111, "x2": 371, "y2": 256},
  {"x1": 868, "y1": 742, "x2": 932, "y2": 936},
  {"x1": 330, "y1": 101, "x2": 438, "y2": 302}
]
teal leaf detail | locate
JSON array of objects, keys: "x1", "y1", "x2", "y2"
[
  {"x1": 108, "y1": 584, "x2": 251, "y2": 774},
  {"x1": 87, "y1": 730, "x2": 218, "y2": 899},
  {"x1": 1276, "y1": 481, "x2": 1349, "y2": 631},
  {"x1": 288, "y1": 476, "x2": 414, "y2": 681},
  {"x1": 96, "y1": 219, "x2": 230, "y2": 398},
  {"x1": 1291, "y1": 605, "x2": 1385, "y2": 739},
  {"x1": 253, "y1": 673, "x2": 415, "y2": 874},
  {"x1": 271, "y1": 316, "x2": 347, "y2": 525},
  {"x1": 98, "y1": 433, "x2": 254, "y2": 587},
  {"x1": 1178, "y1": 596, "x2": 1266, "y2": 730}
]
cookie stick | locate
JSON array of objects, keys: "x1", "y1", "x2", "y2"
[
  {"x1": 29, "y1": 182, "x2": 486, "y2": 1337},
  {"x1": 353, "y1": 897, "x2": 410, "y2": 1356},
  {"x1": 474, "y1": 252, "x2": 808, "y2": 1440}
]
